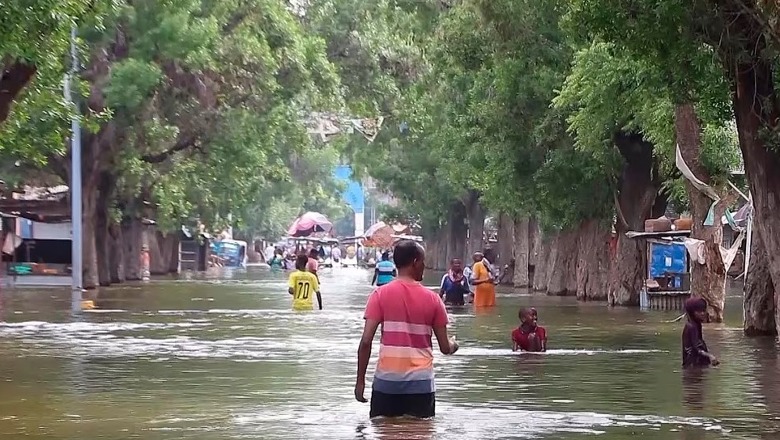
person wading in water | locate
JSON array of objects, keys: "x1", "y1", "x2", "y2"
[
  {"x1": 440, "y1": 258, "x2": 470, "y2": 306},
  {"x1": 355, "y1": 240, "x2": 459, "y2": 418},
  {"x1": 682, "y1": 297, "x2": 719, "y2": 369},
  {"x1": 472, "y1": 248, "x2": 497, "y2": 307},
  {"x1": 371, "y1": 251, "x2": 397, "y2": 287}
]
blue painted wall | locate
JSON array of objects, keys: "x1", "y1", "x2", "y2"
[
  {"x1": 19, "y1": 219, "x2": 33, "y2": 239},
  {"x1": 334, "y1": 165, "x2": 364, "y2": 214}
]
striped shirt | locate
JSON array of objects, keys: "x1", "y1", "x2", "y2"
[
  {"x1": 375, "y1": 260, "x2": 396, "y2": 285},
  {"x1": 364, "y1": 279, "x2": 449, "y2": 394}
]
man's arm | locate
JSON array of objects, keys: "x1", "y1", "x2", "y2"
[
  {"x1": 432, "y1": 325, "x2": 458, "y2": 355},
  {"x1": 371, "y1": 269, "x2": 378, "y2": 286},
  {"x1": 313, "y1": 277, "x2": 322, "y2": 310},
  {"x1": 684, "y1": 326, "x2": 719, "y2": 365},
  {"x1": 288, "y1": 275, "x2": 295, "y2": 296},
  {"x1": 355, "y1": 319, "x2": 381, "y2": 402},
  {"x1": 471, "y1": 265, "x2": 487, "y2": 285}
]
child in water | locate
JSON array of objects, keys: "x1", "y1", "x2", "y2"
[
  {"x1": 682, "y1": 297, "x2": 719, "y2": 368},
  {"x1": 512, "y1": 307, "x2": 547, "y2": 352},
  {"x1": 288, "y1": 254, "x2": 322, "y2": 311}
]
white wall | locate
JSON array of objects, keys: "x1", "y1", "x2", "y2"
[
  {"x1": 32, "y1": 222, "x2": 72, "y2": 240},
  {"x1": 354, "y1": 212, "x2": 365, "y2": 236}
]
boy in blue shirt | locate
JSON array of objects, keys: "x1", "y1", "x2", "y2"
[{"x1": 371, "y1": 251, "x2": 397, "y2": 286}]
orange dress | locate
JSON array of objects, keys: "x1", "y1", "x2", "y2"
[{"x1": 473, "y1": 261, "x2": 496, "y2": 307}]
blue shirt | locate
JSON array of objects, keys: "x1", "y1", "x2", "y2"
[{"x1": 376, "y1": 260, "x2": 396, "y2": 285}]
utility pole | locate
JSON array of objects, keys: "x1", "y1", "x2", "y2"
[{"x1": 65, "y1": 25, "x2": 83, "y2": 311}]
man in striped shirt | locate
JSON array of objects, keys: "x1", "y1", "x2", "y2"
[{"x1": 355, "y1": 240, "x2": 459, "y2": 418}]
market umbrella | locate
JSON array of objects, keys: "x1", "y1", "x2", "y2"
[
  {"x1": 287, "y1": 212, "x2": 333, "y2": 237},
  {"x1": 363, "y1": 221, "x2": 394, "y2": 248}
]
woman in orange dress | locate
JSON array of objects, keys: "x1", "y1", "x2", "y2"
[{"x1": 472, "y1": 249, "x2": 497, "y2": 307}]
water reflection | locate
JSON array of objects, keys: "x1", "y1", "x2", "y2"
[
  {"x1": 357, "y1": 418, "x2": 435, "y2": 440},
  {"x1": 0, "y1": 271, "x2": 774, "y2": 439},
  {"x1": 682, "y1": 369, "x2": 708, "y2": 412}
]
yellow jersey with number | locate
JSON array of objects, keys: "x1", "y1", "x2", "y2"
[{"x1": 288, "y1": 270, "x2": 320, "y2": 310}]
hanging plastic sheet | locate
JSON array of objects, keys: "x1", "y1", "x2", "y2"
[
  {"x1": 675, "y1": 144, "x2": 720, "y2": 200},
  {"x1": 682, "y1": 231, "x2": 744, "y2": 272},
  {"x1": 721, "y1": 231, "x2": 745, "y2": 273},
  {"x1": 677, "y1": 144, "x2": 743, "y2": 229}
]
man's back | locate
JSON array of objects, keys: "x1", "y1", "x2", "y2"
[{"x1": 364, "y1": 279, "x2": 448, "y2": 394}]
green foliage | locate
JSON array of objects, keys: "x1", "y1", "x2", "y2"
[
  {"x1": 554, "y1": 40, "x2": 739, "y2": 201},
  {"x1": 0, "y1": 0, "x2": 748, "y2": 250},
  {"x1": 0, "y1": 1, "x2": 114, "y2": 158},
  {"x1": 105, "y1": 59, "x2": 162, "y2": 112},
  {"x1": 534, "y1": 147, "x2": 617, "y2": 231}
]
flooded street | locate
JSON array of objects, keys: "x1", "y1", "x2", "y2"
[{"x1": 0, "y1": 267, "x2": 778, "y2": 439}]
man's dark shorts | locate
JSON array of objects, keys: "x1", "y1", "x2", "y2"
[{"x1": 370, "y1": 390, "x2": 435, "y2": 418}]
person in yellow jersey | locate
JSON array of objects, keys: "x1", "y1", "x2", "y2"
[{"x1": 288, "y1": 254, "x2": 322, "y2": 310}]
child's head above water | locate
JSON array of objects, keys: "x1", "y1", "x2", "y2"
[
  {"x1": 518, "y1": 308, "x2": 537, "y2": 327},
  {"x1": 685, "y1": 297, "x2": 708, "y2": 323}
]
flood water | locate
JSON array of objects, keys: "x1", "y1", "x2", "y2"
[{"x1": 0, "y1": 267, "x2": 778, "y2": 439}]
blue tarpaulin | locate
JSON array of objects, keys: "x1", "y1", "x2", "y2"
[{"x1": 649, "y1": 241, "x2": 687, "y2": 279}]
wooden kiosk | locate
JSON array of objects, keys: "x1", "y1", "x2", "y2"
[{"x1": 627, "y1": 230, "x2": 692, "y2": 311}]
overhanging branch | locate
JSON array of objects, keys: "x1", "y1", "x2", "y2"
[{"x1": 141, "y1": 134, "x2": 199, "y2": 164}]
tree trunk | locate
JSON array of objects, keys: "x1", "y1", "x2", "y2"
[
  {"x1": 465, "y1": 190, "x2": 484, "y2": 257},
  {"x1": 608, "y1": 132, "x2": 660, "y2": 306},
  {"x1": 446, "y1": 202, "x2": 468, "y2": 266},
  {"x1": 513, "y1": 217, "x2": 530, "y2": 287},
  {"x1": 122, "y1": 217, "x2": 143, "y2": 281},
  {"x1": 546, "y1": 230, "x2": 578, "y2": 296},
  {"x1": 95, "y1": 172, "x2": 116, "y2": 287},
  {"x1": 529, "y1": 217, "x2": 541, "y2": 286},
  {"x1": 0, "y1": 62, "x2": 37, "y2": 125},
  {"x1": 424, "y1": 225, "x2": 449, "y2": 271},
  {"x1": 576, "y1": 220, "x2": 611, "y2": 301},
  {"x1": 168, "y1": 234, "x2": 180, "y2": 273},
  {"x1": 108, "y1": 221, "x2": 125, "y2": 283},
  {"x1": 148, "y1": 230, "x2": 174, "y2": 275},
  {"x1": 81, "y1": 180, "x2": 99, "y2": 289},
  {"x1": 730, "y1": 52, "x2": 780, "y2": 331},
  {"x1": 743, "y1": 233, "x2": 776, "y2": 336},
  {"x1": 496, "y1": 213, "x2": 514, "y2": 284},
  {"x1": 533, "y1": 234, "x2": 552, "y2": 292},
  {"x1": 95, "y1": 203, "x2": 111, "y2": 286},
  {"x1": 675, "y1": 102, "x2": 728, "y2": 321}
]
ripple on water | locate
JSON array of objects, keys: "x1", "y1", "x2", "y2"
[
  {"x1": 0, "y1": 272, "x2": 773, "y2": 440},
  {"x1": 231, "y1": 403, "x2": 723, "y2": 439}
]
